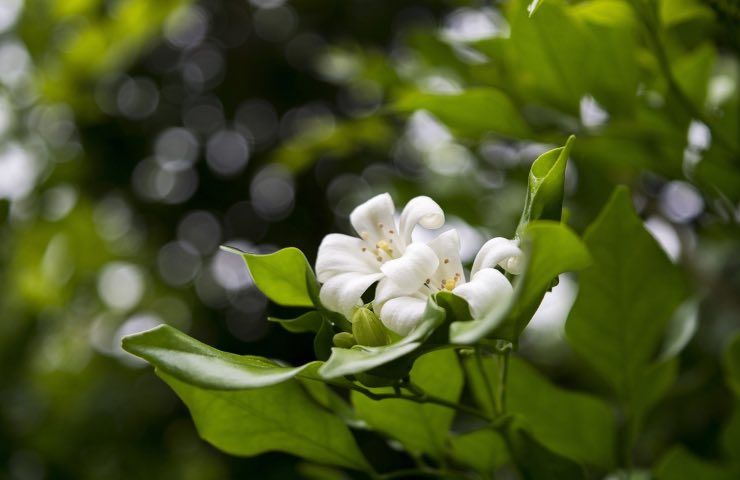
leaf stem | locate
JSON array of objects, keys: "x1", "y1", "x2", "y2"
[
  {"x1": 348, "y1": 383, "x2": 493, "y2": 422},
  {"x1": 497, "y1": 348, "x2": 510, "y2": 414},
  {"x1": 474, "y1": 347, "x2": 498, "y2": 415}
]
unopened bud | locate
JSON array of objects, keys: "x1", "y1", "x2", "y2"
[
  {"x1": 333, "y1": 332, "x2": 356, "y2": 349},
  {"x1": 351, "y1": 307, "x2": 389, "y2": 347}
]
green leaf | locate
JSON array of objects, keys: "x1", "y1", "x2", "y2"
[
  {"x1": 506, "y1": 419, "x2": 587, "y2": 480},
  {"x1": 565, "y1": 187, "x2": 689, "y2": 414},
  {"x1": 121, "y1": 324, "x2": 352, "y2": 390},
  {"x1": 351, "y1": 349, "x2": 463, "y2": 458},
  {"x1": 222, "y1": 246, "x2": 318, "y2": 308},
  {"x1": 160, "y1": 372, "x2": 370, "y2": 471},
  {"x1": 452, "y1": 221, "x2": 590, "y2": 344},
  {"x1": 447, "y1": 429, "x2": 510, "y2": 474},
  {"x1": 517, "y1": 135, "x2": 574, "y2": 233},
  {"x1": 508, "y1": 358, "x2": 616, "y2": 469},
  {"x1": 464, "y1": 355, "x2": 616, "y2": 469},
  {"x1": 319, "y1": 296, "x2": 445, "y2": 379},
  {"x1": 657, "y1": 299, "x2": 699, "y2": 361},
  {"x1": 393, "y1": 88, "x2": 530, "y2": 139},
  {"x1": 268, "y1": 311, "x2": 324, "y2": 334},
  {"x1": 654, "y1": 447, "x2": 735, "y2": 480}
]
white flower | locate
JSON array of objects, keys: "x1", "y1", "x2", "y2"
[
  {"x1": 316, "y1": 193, "x2": 445, "y2": 317},
  {"x1": 374, "y1": 229, "x2": 522, "y2": 336}
]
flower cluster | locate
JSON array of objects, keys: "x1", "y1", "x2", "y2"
[{"x1": 316, "y1": 193, "x2": 523, "y2": 339}]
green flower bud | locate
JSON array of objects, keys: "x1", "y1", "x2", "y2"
[
  {"x1": 332, "y1": 332, "x2": 356, "y2": 349},
  {"x1": 351, "y1": 307, "x2": 389, "y2": 347}
]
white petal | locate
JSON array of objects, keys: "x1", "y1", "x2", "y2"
[
  {"x1": 471, "y1": 237, "x2": 523, "y2": 276},
  {"x1": 380, "y1": 296, "x2": 428, "y2": 336},
  {"x1": 453, "y1": 268, "x2": 513, "y2": 320},
  {"x1": 380, "y1": 243, "x2": 439, "y2": 296},
  {"x1": 398, "y1": 196, "x2": 445, "y2": 247},
  {"x1": 426, "y1": 229, "x2": 465, "y2": 285},
  {"x1": 350, "y1": 193, "x2": 397, "y2": 244},
  {"x1": 315, "y1": 233, "x2": 379, "y2": 282},
  {"x1": 319, "y1": 271, "x2": 384, "y2": 317}
]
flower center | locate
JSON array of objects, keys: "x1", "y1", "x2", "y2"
[{"x1": 442, "y1": 274, "x2": 461, "y2": 291}]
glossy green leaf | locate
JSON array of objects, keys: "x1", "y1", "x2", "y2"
[
  {"x1": 516, "y1": 136, "x2": 574, "y2": 233},
  {"x1": 268, "y1": 311, "x2": 323, "y2": 334},
  {"x1": 566, "y1": 187, "x2": 688, "y2": 412},
  {"x1": 222, "y1": 246, "x2": 318, "y2": 308},
  {"x1": 447, "y1": 429, "x2": 510, "y2": 474},
  {"x1": 654, "y1": 447, "x2": 735, "y2": 480},
  {"x1": 319, "y1": 296, "x2": 445, "y2": 379},
  {"x1": 160, "y1": 372, "x2": 370, "y2": 471},
  {"x1": 351, "y1": 349, "x2": 463, "y2": 458},
  {"x1": 464, "y1": 355, "x2": 615, "y2": 469},
  {"x1": 453, "y1": 221, "x2": 590, "y2": 344},
  {"x1": 122, "y1": 324, "x2": 352, "y2": 390},
  {"x1": 394, "y1": 88, "x2": 530, "y2": 139}
]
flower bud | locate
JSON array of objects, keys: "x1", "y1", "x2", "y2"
[
  {"x1": 351, "y1": 307, "x2": 389, "y2": 347},
  {"x1": 333, "y1": 332, "x2": 356, "y2": 349}
]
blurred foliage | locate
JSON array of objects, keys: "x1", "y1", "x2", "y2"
[{"x1": 0, "y1": 0, "x2": 738, "y2": 478}]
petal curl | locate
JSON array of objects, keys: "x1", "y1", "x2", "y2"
[
  {"x1": 453, "y1": 268, "x2": 514, "y2": 320},
  {"x1": 380, "y1": 243, "x2": 439, "y2": 296},
  {"x1": 379, "y1": 296, "x2": 428, "y2": 336},
  {"x1": 319, "y1": 271, "x2": 383, "y2": 318},
  {"x1": 315, "y1": 233, "x2": 379, "y2": 282},
  {"x1": 350, "y1": 193, "x2": 397, "y2": 245},
  {"x1": 471, "y1": 237, "x2": 523, "y2": 276},
  {"x1": 398, "y1": 196, "x2": 445, "y2": 247}
]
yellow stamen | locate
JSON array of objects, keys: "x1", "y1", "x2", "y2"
[
  {"x1": 443, "y1": 278, "x2": 458, "y2": 291},
  {"x1": 376, "y1": 239, "x2": 393, "y2": 256}
]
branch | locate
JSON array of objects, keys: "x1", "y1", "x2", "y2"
[{"x1": 348, "y1": 382, "x2": 493, "y2": 422}]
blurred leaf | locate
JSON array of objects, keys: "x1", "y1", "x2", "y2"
[
  {"x1": 654, "y1": 447, "x2": 735, "y2": 480},
  {"x1": 722, "y1": 406, "x2": 740, "y2": 461},
  {"x1": 274, "y1": 116, "x2": 394, "y2": 173},
  {"x1": 394, "y1": 88, "x2": 530, "y2": 139},
  {"x1": 160, "y1": 372, "x2": 370, "y2": 471},
  {"x1": 448, "y1": 428, "x2": 509, "y2": 474},
  {"x1": 351, "y1": 349, "x2": 463, "y2": 458},
  {"x1": 660, "y1": 0, "x2": 715, "y2": 28},
  {"x1": 223, "y1": 246, "x2": 318, "y2": 308},
  {"x1": 565, "y1": 187, "x2": 689, "y2": 412},
  {"x1": 268, "y1": 311, "x2": 324, "y2": 334},
  {"x1": 726, "y1": 334, "x2": 740, "y2": 395},
  {"x1": 657, "y1": 299, "x2": 699, "y2": 361},
  {"x1": 319, "y1": 296, "x2": 445, "y2": 379}
]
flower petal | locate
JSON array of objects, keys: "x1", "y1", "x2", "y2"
[
  {"x1": 426, "y1": 229, "x2": 465, "y2": 285},
  {"x1": 398, "y1": 196, "x2": 445, "y2": 247},
  {"x1": 350, "y1": 193, "x2": 398, "y2": 245},
  {"x1": 315, "y1": 233, "x2": 379, "y2": 282},
  {"x1": 453, "y1": 268, "x2": 513, "y2": 320},
  {"x1": 319, "y1": 271, "x2": 384, "y2": 318},
  {"x1": 379, "y1": 296, "x2": 428, "y2": 336},
  {"x1": 471, "y1": 237, "x2": 523, "y2": 276},
  {"x1": 380, "y1": 243, "x2": 439, "y2": 296}
]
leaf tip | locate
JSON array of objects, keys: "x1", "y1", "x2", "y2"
[{"x1": 219, "y1": 244, "x2": 245, "y2": 255}]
